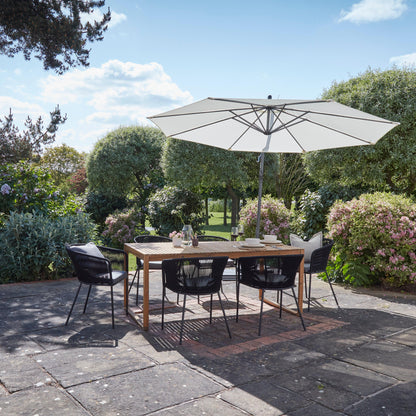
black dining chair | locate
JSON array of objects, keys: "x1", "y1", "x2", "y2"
[
  {"x1": 236, "y1": 254, "x2": 306, "y2": 335},
  {"x1": 129, "y1": 235, "x2": 171, "y2": 305},
  {"x1": 65, "y1": 243, "x2": 128, "y2": 329},
  {"x1": 161, "y1": 256, "x2": 232, "y2": 344},
  {"x1": 304, "y1": 238, "x2": 339, "y2": 311}
]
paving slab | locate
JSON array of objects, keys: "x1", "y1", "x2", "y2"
[
  {"x1": 39, "y1": 342, "x2": 156, "y2": 387},
  {"x1": 338, "y1": 339, "x2": 416, "y2": 382},
  {"x1": 69, "y1": 362, "x2": 223, "y2": 415},
  {"x1": 345, "y1": 381, "x2": 416, "y2": 416},
  {"x1": 0, "y1": 386, "x2": 89, "y2": 416}
]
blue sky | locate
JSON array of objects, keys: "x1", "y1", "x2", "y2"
[{"x1": 1, "y1": 0, "x2": 415, "y2": 153}]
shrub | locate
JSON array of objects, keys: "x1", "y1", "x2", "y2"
[
  {"x1": 101, "y1": 208, "x2": 144, "y2": 249},
  {"x1": 85, "y1": 190, "x2": 128, "y2": 228},
  {"x1": 0, "y1": 211, "x2": 97, "y2": 283},
  {"x1": 239, "y1": 195, "x2": 290, "y2": 241},
  {"x1": 292, "y1": 185, "x2": 363, "y2": 238},
  {"x1": 0, "y1": 161, "x2": 84, "y2": 225},
  {"x1": 148, "y1": 186, "x2": 205, "y2": 236},
  {"x1": 327, "y1": 192, "x2": 416, "y2": 288}
]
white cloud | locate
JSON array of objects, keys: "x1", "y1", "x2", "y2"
[
  {"x1": 339, "y1": 0, "x2": 407, "y2": 23},
  {"x1": 389, "y1": 52, "x2": 416, "y2": 66},
  {"x1": 39, "y1": 60, "x2": 193, "y2": 151},
  {"x1": 108, "y1": 11, "x2": 127, "y2": 28},
  {"x1": 40, "y1": 60, "x2": 193, "y2": 122}
]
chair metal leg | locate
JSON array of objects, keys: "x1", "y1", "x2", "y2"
[
  {"x1": 279, "y1": 290, "x2": 283, "y2": 318},
  {"x1": 66, "y1": 282, "x2": 82, "y2": 326},
  {"x1": 258, "y1": 289, "x2": 265, "y2": 336},
  {"x1": 83, "y1": 285, "x2": 92, "y2": 313},
  {"x1": 161, "y1": 285, "x2": 166, "y2": 329},
  {"x1": 292, "y1": 287, "x2": 306, "y2": 331},
  {"x1": 308, "y1": 272, "x2": 312, "y2": 311},
  {"x1": 326, "y1": 271, "x2": 340, "y2": 308},
  {"x1": 217, "y1": 293, "x2": 232, "y2": 339},
  {"x1": 110, "y1": 286, "x2": 115, "y2": 329},
  {"x1": 179, "y1": 294, "x2": 187, "y2": 345},
  {"x1": 209, "y1": 294, "x2": 213, "y2": 324},
  {"x1": 236, "y1": 281, "x2": 240, "y2": 322}
]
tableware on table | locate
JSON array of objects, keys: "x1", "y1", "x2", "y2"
[
  {"x1": 182, "y1": 224, "x2": 193, "y2": 246},
  {"x1": 260, "y1": 239, "x2": 282, "y2": 244},
  {"x1": 240, "y1": 242, "x2": 265, "y2": 248},
  {"x1": 245, "y1": 238, "x2": 261, "y2": 246},
  {"x1": 263, "y1": 234, "x2": 277, "y2": 242},
  {"x1": 231, "y1": 226, "x2": 239, "y2": 241},
  {"x1": 238, "y1": 224, "x2": 244, "y2": 237}
]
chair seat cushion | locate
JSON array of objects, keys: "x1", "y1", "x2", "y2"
[
  {"x1": 290, "y1": 232, "x2": 322, "y2": 262},
  {"x1": 71, "y1": 242, "x2": 105, "y2": 258},
  {"x1": 97, "y1": 270, "x2": 128, "y2": 285}
]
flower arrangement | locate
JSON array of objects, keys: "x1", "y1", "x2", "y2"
[
  {"x1": 239, "y1": 195, "x2": 290, "y2": 241},
  {"x1": 328, "y1": 192, "x2": 416, "y2": 288},
  {"x1": 169, "y1": 231, "x2": 184, "y2": 239}
]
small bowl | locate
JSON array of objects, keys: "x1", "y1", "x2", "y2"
[
  {"x1": 263, "y1": 234, "x2": 277, "y2": 242},
  {"x1": 245, "y1": 238, "x2": 261, "y2": 245}
]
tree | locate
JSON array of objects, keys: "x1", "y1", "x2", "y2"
[
  {"x1": 0, "y1": 106, "x2": 66, "y2": 163},
  {"x1": 86, "y1": 126, "x2": 165, "y2": 225},
  {"x1": 304, "y1": 68, "x2": 416, "y2": 196},
  {"x1": 162, "y1": 138, "x2": 276, "y2": 226},
  {"x1": 39, "y1": 144, "x2": 85, "y2": 188},
  {"x1": 0, "y1": 0, "x2": 110, "y2": 73}
]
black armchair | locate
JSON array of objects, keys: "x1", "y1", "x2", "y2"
[
  {"x1": 305, "y1": 238, "x2": 339, "y2": 311},
  {"x1": 161, "y1": 256, "x2": 232, "y2": 344},
  {"x1": 236, "y1": 254, "x2": 306, "y2": 335},
  {"x1": 129, "y1": 235, "x2": 171, "y2": 305},
  {"x1": 65, "y1": 243, "x2": 128, "y2": 329}
]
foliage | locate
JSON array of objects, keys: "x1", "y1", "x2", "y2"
[
  {"x1": 292, "y1": 184, "x2": 363, "y2": 238},
  {"x1": 0, "y1": 107, "x2": 66, "y2": 163},
  {"x1": 148, "y1": 185, "x2": 205, "y2": 236},
  {"x1": 39, "y1": 144, "x2": 85, "y2": 189},
  {"x1": 0, "y1": 161, "x2": 83, "y2": 225},
  {"x1": 162, "y1": 137, "x2": 278, "y2": 225},
  {"x1": 327, "y1": 192, "x2": 416, "y2": 288},
  {"x1": 84, "y1": 190, "x2": 127, "y2": 228},
  {"x1": 0, "y1": 0, "x2": 110, "y2": 73},
  {"x1": 101, "y1": 208, "x2": 143, "y2": 249},
  {"x1": 239, "y1": 195, "x2": 291, "y2": 242},
  {"x1": 0, "y1": 211, "x2": 97, "y2": 283},
  {"x1": 305, "y1": 68, "x2": 416, "y2": 196},
  {"x1": 87, "y1": 126, "x2": 165, "y2": 225},
  {"x1": 68, "y1": 167, "x2": 88, "y2": 195}
]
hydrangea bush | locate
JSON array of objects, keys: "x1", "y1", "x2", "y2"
[
  {"x1": 102, "y1": 208, "x2": 144, "y2": 249},
  {"x1": 239, "y1": 195, "x2": 290, "y2": 241},
  {"x1": 328, "y1": 192, "x2": 416, "y2": 288}
]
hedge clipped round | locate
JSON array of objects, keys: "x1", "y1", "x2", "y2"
[
  {"x1": 239, "y1": 195, "x2": 290, "y2": 241},
  {"x1": 328, "y1": 192, "x2": 416, "y2": 288}
]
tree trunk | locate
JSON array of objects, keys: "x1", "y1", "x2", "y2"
[
  {"x1": 226, "y1": 184, "x2": 239, "y2": 227},
  {"x1": 205, "y1": 196, "x2": 209, "y2": 225},
  {"x1": 223, "y1": 197, "x2": 227, "y2": 226}
]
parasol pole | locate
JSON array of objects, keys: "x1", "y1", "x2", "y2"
[{"x1": 255, "y1": 95, "x2": 274, "y2": 238}]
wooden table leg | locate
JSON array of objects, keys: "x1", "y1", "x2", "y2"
[
  {"x1": 298, "y1": 256, "x2": 304, "y2": 314},
  {"x1": 142, "y1": 260, "x2": 150, "y2": 330}
]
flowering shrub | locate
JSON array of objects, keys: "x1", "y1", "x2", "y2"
[
  {"x1": 239, "y1": 195, "x2": 290, "y2": 241},
  {"x1": 102, "y1": 208, "x2": 143, "y2": 249},
  {"x1": 328, "y1": 192, "x2": 416, "y2": 288},
  {"x1": 0, "y1": 161, "x2": 83, "y2": 224}
]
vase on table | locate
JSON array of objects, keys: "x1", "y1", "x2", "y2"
[{"x1": 182, "y1": 224, "x2": 193, "y2": 246}]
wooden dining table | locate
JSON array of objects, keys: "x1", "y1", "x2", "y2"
[{"x1": 124, "y1": 240, "x2": 304, "y2": 330}]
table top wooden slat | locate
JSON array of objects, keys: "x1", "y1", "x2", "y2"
[{"x1": 124, "y1": 241, "x2": 303, "y2": 261}]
